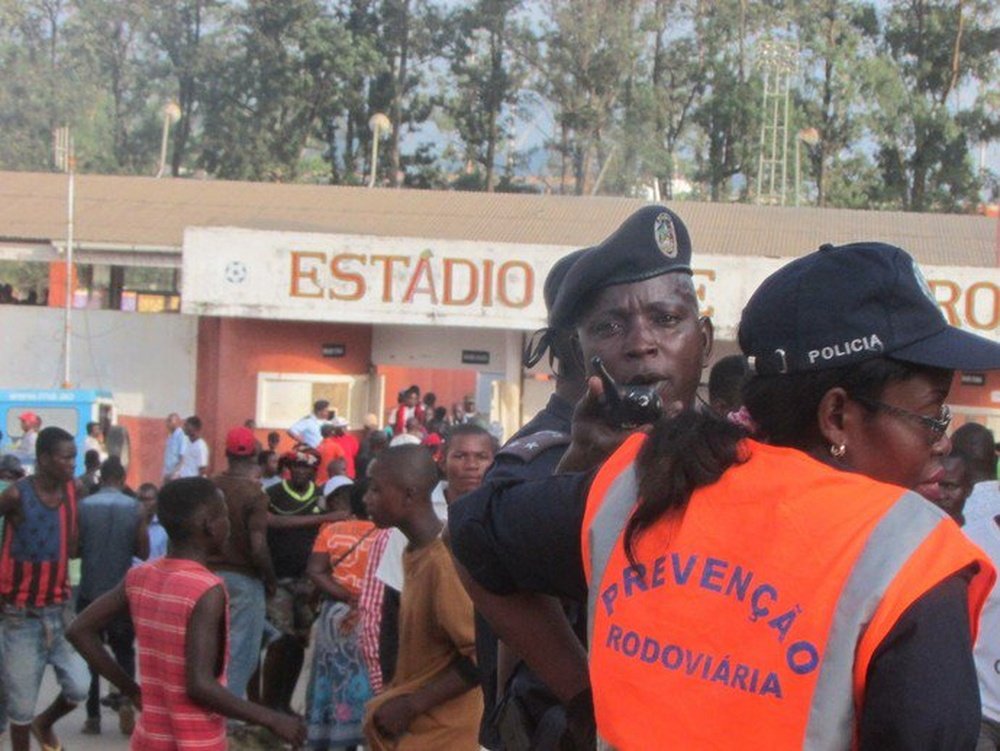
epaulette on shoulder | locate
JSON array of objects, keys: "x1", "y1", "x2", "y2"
[{"x1": 496, "y1": 430, "x2": 571, "y2": 463}]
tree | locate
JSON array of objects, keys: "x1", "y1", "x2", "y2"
[
  {"x1": 374, "y1": 0, "x2": 441, "y2": 187},
  {"x1": 689, "y1": 0, "x2": 765, "y2": 202},
  {"x1": 443, "y1": 0, "x2": 526, "y2": 192},
  {"x1": 865, "y1": 0, "x2": 998, "y2": 211},
  {"x1": 0, "y1": 0, "x2": 95, "y2": 170},
  {"x1": 792, "y1": 0, "x2": 878, "y2": 206},
  {"x1": 338, "y1": 0, "x2": 382, "y2": 182},
  {"x1": 532, "y1": 0, "x2": 641, "y2": 195},
  {"x1": 73, "y1": 0, "x2": 167, "y2": 173},
  {"x1": 144, "y1": 0, "x2": 225, "y2": 176},
  {"x1": 198, "y1": 0, "x2": 378, "y2": 181},
  {"x1": 606, "y1": 0, "x2": 705, "y2": 198}
]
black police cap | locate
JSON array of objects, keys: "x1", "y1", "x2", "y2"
[
  {"x1": 544, "y1": 247, "x2": 591, "y2": 321},
  {"x1": 740, "y1": 242, "x2": 1000, "y2": 375},
  {"x1": 549, "y1": 205, "x2": 693, "y2": 329}
]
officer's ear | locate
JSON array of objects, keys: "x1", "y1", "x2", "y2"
[
  {"x1": 569, "y1": 331, "x2": 585, "y2": 373},
  {"x1": 698, "y1": 316, "x2": 714, "y2": 366},
  {"x1": 816, "y1": 387, "x2": 851, "y2": 455}
]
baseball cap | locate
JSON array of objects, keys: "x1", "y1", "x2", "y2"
[
  {"x1": 389, "y1": 433, "x2": 422, "y2": 447},
  {"x1": 549, "y1": 205, "x2": 693, "y2": 329},
  {"x1": 225, "y1": 427, "x2": 257, "y2": 456},
  {"x1": 330, "y1": 416, "x2": 350, "y2": 429},
  {"x1": 740, "y1": 242, "x2": 1000, "y2": 375},
  {"x1": 323, "y1": 475, "x2": 354, "y2": 497},
  {"x1": 18, "y1": 411, "x2": 39, "y2": 425},
  {"x1": 282, "y1": 446, "x2": 321, "y2": 467}
]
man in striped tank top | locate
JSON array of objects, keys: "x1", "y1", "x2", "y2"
[
  {"x1": 68, "y1": 477, "x2": 305, "y2": 750},
  {"x1": 0, "y1": 426, "x2": 89, "y2": 751}
]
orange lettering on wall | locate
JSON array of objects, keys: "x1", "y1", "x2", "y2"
[
  {"x1": 928, "y1": 279, "x2": 961, "y2": 326},
  {"x1": 370, "y1": 255, "x2": 410, "y2": 303},
  {"x1": 443, "y1": 259, "x2": 478, "y2": 305},
  {"x1": 482, "y1": 260, "x2": 494, "y2": 307},
  {"x1": 965, "y1": 282, "x2": 1000, "y2": 331},
  {"x1": 404, "y1": 254, "x2": 439, "y2": 304},
  {"x1": 290, "y1": 251, "x2": 325, "y2": 298},
  {"x1": 693, "y1": 268, "x2": 716, "y2": 318},
  {"x1": 496, "y1": 261, "x2": 534, "y2": 308},
  {"x1": 329, "y1": 253, "x2": 366, "y2": 301}
]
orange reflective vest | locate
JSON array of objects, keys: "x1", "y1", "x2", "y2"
[{"x1": 582, "y1": 434, "x2": 994, "y2": 750}]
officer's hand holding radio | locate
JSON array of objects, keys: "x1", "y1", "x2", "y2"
[{"x1": 555, "y1": 357, "x2": 672, "y2": 474}]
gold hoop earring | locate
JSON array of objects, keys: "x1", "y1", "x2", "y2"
[{"x1": 830, "y1": 443, "x2": 846, "y2": 458}]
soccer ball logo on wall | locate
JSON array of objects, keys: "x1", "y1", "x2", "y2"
[{"x1": 224, "y1": 261, "x2": 248, "y2": 284}]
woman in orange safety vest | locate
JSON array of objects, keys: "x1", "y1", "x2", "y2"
[{"x1": 449, "y1": 242, "x2": 1000, "y2": 750}]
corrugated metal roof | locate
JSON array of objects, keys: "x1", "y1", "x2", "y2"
[{"x1": 1, "y1": 170, "x2": 995, "y2": 266}]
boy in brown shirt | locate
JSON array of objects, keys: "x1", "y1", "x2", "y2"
[{"x1": 363, "y1": 445, "x2": 482, "y2": 750}]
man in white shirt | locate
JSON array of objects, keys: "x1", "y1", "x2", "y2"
[
  {"x1": 963, "y1": 514, "x2": 1000, "y2": 748},
  {"x1": 287, "y1": 400, "x2": 330, "y2": 450},
  {"x1": 162, "y1": 413, "x2": 186, "y2": 483},
  {"x1": 178, "y1": 415, "x2": 209, "y2": 478},
  {"x1": 12, "y1": 412, "x2": 41, "y2": 470},
  {"x1": 83, "y1": 422, "x2": 107, "y2": 462}
]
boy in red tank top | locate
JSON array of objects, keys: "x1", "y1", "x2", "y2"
[{"x1": 68, "y1": 477, "x2": 305, "y2": 750}]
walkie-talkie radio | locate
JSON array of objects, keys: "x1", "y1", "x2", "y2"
[{"x1": 591, "y1": 356, "x2": 664, "y2": 430}]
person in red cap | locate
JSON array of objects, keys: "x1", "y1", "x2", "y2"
[
  {"x1": 13, "y1": 412, "x2": 41, "y2": 466},
  {"x1": 208, "y1": 427, "x2": 277, "y2": 705}
]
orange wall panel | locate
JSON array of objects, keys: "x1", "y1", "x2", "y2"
[
  {"x1": 196, "y1": 317, "x2": 373, "y2": 468},
  {"x1": 47, "y1": 261, "x2": 78, "y2": 308},
  {"x1": 118, "y1": 414, "x2": 168, "y2": 488},
  {"x1": 377, "y1": 365, "x2": 478, "y2": 423}
]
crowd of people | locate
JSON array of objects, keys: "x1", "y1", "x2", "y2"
[
  {"x1": 0, "y1": 385, "x2": 499, "y2": 751},
  {"x1": 2, "y1": 203, "x2": 1000, "y2": 750}
]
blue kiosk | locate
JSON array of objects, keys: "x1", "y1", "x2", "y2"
[{"x1": 0, "y1": 389, "x2": 127, "y2": 475}]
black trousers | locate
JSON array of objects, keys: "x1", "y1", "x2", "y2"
[{"x1": 76, "y1": 596, "x2": 136, "y2": 719}]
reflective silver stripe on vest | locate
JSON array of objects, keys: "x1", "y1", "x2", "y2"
[
  {"x1": 587, "y1": 462, "x2": 639, "y2": 647},
  {"x1": 802, "y1": 490, "x2": 944, "y2": 750},
  {"x1": 585, "y1": 460, "x2": 947, "y2": 750}
]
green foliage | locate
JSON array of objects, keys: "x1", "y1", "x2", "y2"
[
  {"x1": 442, "y1": 0, "x2": 527, "y2": 191},
  {"x1": 863, "y1": 0, "x2": 997, "y2": 211},
  {"x1": 0, "y1": 0, "x2": 995, "y2": 213},
  {"x1": 198, "y1": 0, "x2": 381, "y2": 181}
]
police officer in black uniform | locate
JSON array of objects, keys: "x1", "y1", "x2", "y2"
[
  {"x1": 477, "y1": 205, "x2": 713, "y2": 749},
  {"x1": 488, "y1": 247, "x2": 591, "y2": 483},
  {"x1": 477, "y1": 247, "x2": 588, "y2": 750}
]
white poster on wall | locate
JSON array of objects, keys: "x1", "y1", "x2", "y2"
[{"x1": 182, "y1": 226, "x2": 1000, "y2": 340}]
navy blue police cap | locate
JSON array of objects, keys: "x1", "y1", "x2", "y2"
[
  {"x1": 549, "y1": 205, "x2": 693, "y2": 329},
  {"x1": 739, "y1": 242, "x2": 1000, "y2": 375},
  {"x1": 544, "y1": 247, "x2": 591, "y2": 322},
  {"x1": 523, "y1": 246, "x2": 591, "y2": 368}
]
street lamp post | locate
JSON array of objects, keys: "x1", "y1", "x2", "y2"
[
  {"x1": 368, "y1": 113, "x2": 391, "y2": 188},
  {"x1": 156, "y1": 102, "x2": 182, "y2": 178}
]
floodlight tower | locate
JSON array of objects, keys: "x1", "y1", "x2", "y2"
[{"x1": 754, "y1": 39, "x2": 799, "y2": 205}]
